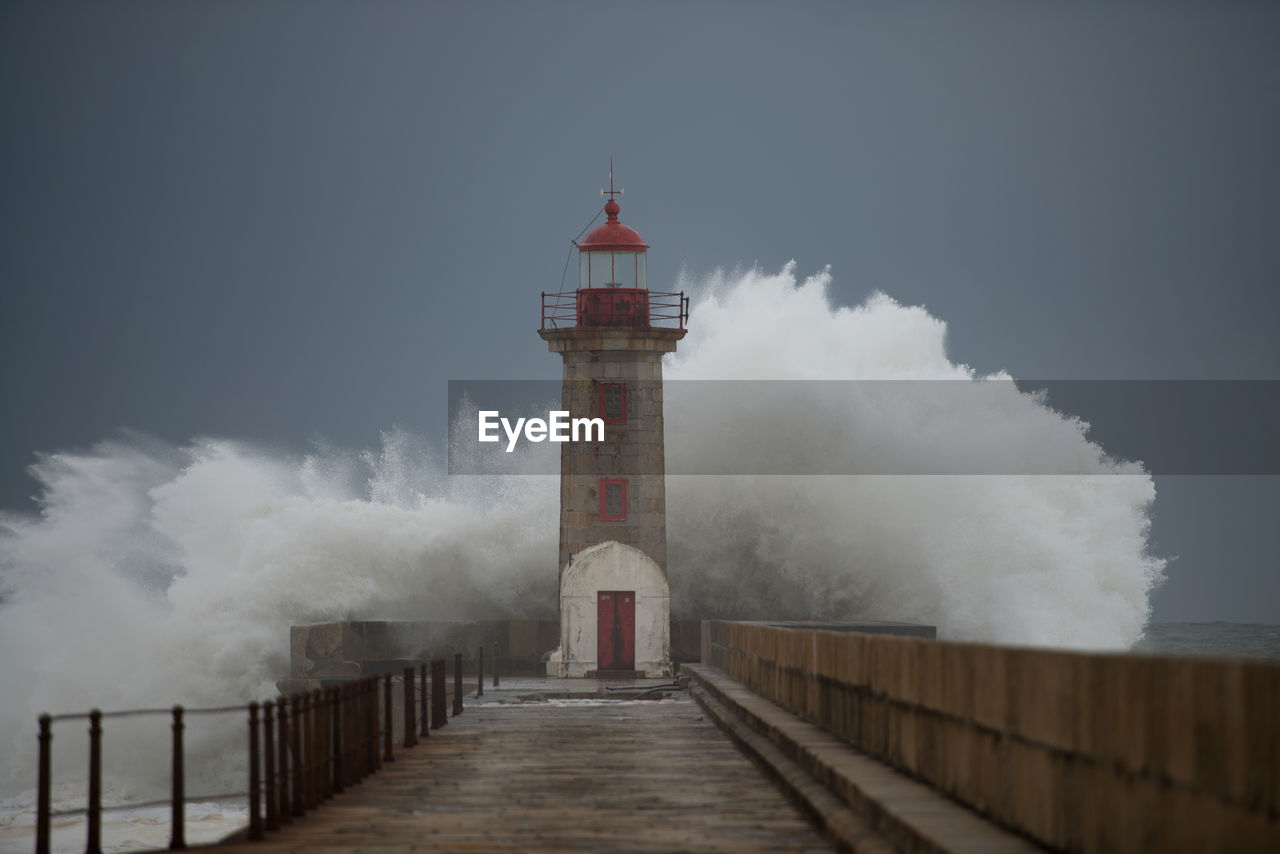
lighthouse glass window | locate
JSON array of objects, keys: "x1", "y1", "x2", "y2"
[
  {"x1": 582, "y1": 251, "x2": 643, "y2": 289},
  {"x1": 600, "y1": 479, "x2": 627, "y2": 521}
]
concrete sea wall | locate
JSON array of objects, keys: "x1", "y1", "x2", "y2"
[{"x1": 702, "y1": 620, "x2": 1278, "y2": 852}]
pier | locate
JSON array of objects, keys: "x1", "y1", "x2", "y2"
[{"x1": 202, "y1": 681, "x2": 836, "y2": 853}]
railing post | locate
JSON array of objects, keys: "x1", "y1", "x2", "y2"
[
  {"x1": 311, "y1": 689, "x2": 320, "y2": 797},
  {"x1": 276, "y1": 697, "x2": 291, "y2": 825},
  {"x1": 302, "y1": 691, "x2": 310, "y2": 807},
  {"x1": 355, "y1": 679, "x2": 364, "y2": 776},
  {"x1": 313, "y1": 689, "x2": 324, "y2": 801},
  {"x1": 338, "y1": 684, "x2": 350, "y2": 786},
  {"x1": 494, "y1": 641, "x2": 500, "y2": 687},
  {"x1": 87, "y1": 709, "x2": 102, "y2": 854},
  {"x1": 248, "y1": 702, "x2": 262, "y2": 841},
  {"x1": 290, "y1": 694, "x2": 303, "y2": 817},
  {"x1": 312, "y1": 689, "x2": 323, "y2": 804},
  {"x1": 170, "y1": 705, "x2": 186, "y2": 849},
  {"x1": 262, "y1": 701, "x2": 276, "y2": 832},
  {"x1": 383, "y1": 674, "x2": 394, "y2": 764},
  {"x1": 328, "y1": 687, "x2": 337, "y2": 797},
  {"x1": 311, "y1": 689, "x2": 320, "y2": 804},
  {"x1": 364, "y1": 678, "x2": 376, "y2": 775},
  {"x1": 453, "y1": 653, "x2": 464, "y2": 716},
  {"x1": 354, "y1": 680, "x2": 365, "y2": 782},
  {"x1": 403, "y1": 666, "x2": 415, "y2": 749},
  {"x1": 419, "y1": 663, "x2": 430, "y2": 738},
  {"x1": 307, "y1": 690, "x2": 318, "y2": 806},
  {"x1": 301, "y1": 690, "x2": 314, "y2": 809},
  {"x1": 316, "y1": 689, "x2": 331, "y2": 801},
  {"x1": 344, "y1": 683, "x2": 357, "y2": 785},
  {"x1": 477, "y1": 645, "x2": 484, "y2": 698},
  {"x1": 353, "y1": 681, "x2": 361, "y2": 780},
  {"x1": 330, "y1": 687, "x2": 343, "y2": 795},
  {"x1": 431, "y1": 659, "x2": 447, "y2": 729},
  {"x1": 371, "y1": 676, "x2": 381, "y2": 770},
  {"x1": 36, "y1": 714, "x2": 50, "y2": 854}
]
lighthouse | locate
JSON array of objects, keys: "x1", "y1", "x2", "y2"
[{"x1": 539, "y1": 172, "x2": 688, "y2": 678}]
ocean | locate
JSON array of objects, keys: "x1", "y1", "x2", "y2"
[{"x1": 1133, "y1": 621, "x2": 1280, "y2": 659}]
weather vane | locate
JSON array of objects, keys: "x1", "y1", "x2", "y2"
[{"x1": 601, "y1": 157, "x2": 623, "y2": 202}]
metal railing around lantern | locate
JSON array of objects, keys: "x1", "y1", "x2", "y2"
[
  {"x1": 32, "y1": 654, "x2": 473, "y2": 854},
  {"x1": 540, "y1": 289, "x2": 688, "y2": 331}
]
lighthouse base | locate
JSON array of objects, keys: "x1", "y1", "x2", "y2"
[{"x1": 548, "y1": 540, "x2": 671, "y2": 679}]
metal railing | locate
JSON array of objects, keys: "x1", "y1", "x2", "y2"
[
  {"x1": 33, "y1": 651, "x2": 481, "y2": 854},
  {"x1": 35, "y1": 703, "x2": 244, "y2": 854},
  {"x1": 540, "y1": 289, "x2": 688, "y2": 331}
]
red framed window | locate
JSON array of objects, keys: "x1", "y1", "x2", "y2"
[
  {"x1": 599, "y1": 382, "x2": 627, "y2": 424},
  {"x1": 599, "y1": 478, "x2": 627, "y2": 521}
]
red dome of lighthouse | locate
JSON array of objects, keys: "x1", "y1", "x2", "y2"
[{"x1": 576, "y1": 199, "x2": 649, "y2": 252}]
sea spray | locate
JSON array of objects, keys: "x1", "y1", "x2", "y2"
[
  {"x1": 663, "y1": 263, "x2": 1163, "y2": 643},
  {"x1": 0, "y1": 436, "x2": 559, "y2": 800},
  {"x1": 0, "y1": 262, "x2": 1165, "y2": 801}
]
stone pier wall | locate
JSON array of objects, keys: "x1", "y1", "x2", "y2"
[
  {"x1": 289, "y1": 618, "x2": 706, "y2": 683},
  {"x1": 291, "y1": 620, "x2": 559, "y2": 680},
  {"x1": 702, "y1": 620, "x2": 1278, "y2": 852}
]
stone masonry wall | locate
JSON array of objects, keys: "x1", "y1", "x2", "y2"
[
  {"x1": 557, "y1": 351, "x2": 670, "y2": 577},
  {"x1": 291, "y1": 620, "x2": 559, "y2": 679},
  {"x1": 703, "y1": 620, "x2": 1278, "y2": 852}
]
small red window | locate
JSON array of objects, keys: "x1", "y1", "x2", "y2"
[
  {"x1": 599, "y1": 478, "x2": 627, "y2": 521},
  {"x1": 599, "y1": 382, "x2": 627, "y2": 424}
]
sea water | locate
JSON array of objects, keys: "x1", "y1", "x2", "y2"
[{"x1": 1136, "y1": 622, "x2": 1280, "y2": 659}]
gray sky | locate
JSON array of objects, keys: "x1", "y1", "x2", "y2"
[{"x1": 2, "y1": 0, "x2": 1277, "y2": 622}]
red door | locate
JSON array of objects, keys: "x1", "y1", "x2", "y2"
[{"x1": 597, "y1": 591, "x2": 635, "y2": 671}]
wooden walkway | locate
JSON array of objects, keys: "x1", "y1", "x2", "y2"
[{"x1": 200, "y1": 696, "x2": 835, "y2": 853}]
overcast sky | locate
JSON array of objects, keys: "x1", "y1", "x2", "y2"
[{"x1": 2, "y1": 0, "x2": 1277, "y2": 623}]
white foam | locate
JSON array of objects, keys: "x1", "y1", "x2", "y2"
[{"x1": 663, "y1": 264, "x2": 1162, "y2": 644}]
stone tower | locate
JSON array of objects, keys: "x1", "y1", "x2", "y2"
[{"x1": 539, "y1": 175, "x2": 687, "y2": 677}]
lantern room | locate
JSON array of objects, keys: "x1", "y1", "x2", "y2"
[
  {"x1": 576, "y1": 197, "x2": 648, "y2": 290},
  {"x1": 540, "y1": 171, "x2": 688, "y2": 333}
]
